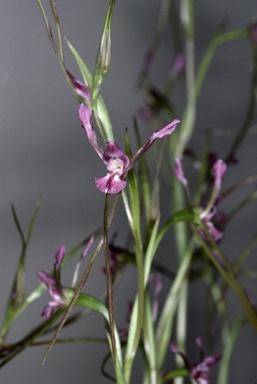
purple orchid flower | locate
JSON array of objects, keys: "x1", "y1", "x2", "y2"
[
  {"x1": 170, "y1": 337, "x2": 221, "y2": 384},
  {"x1": 37, "y1": 245, "x2": 67, "y2": 318},
  {"x1": 37, "y1": 239, "x2": 94, "y2": 318},
  {"x1": 79, "y1": 103, "x2": 180, "y2": 194},
  {"x1": 37, "y1": 271, "x2": 66, "y2": 318},
  {"x1": 173, "y1": 157, "x2": 225, "y2": 242},
  {"x1": 200, "y1": 159, "x2": 227, "y2": 241}
]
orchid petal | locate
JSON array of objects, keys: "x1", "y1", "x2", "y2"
[
  {"x1": 55, "y1": 245, "x2": 65, "y2": 268},
  {"x1": 78, "y1": 104, "x2": 103, "y2": 158},
  {"x1": 130, "y1": 119, "x2": 179, "y2": 168},
  {"x1": 95, "y1": 174, "x2": 127, "y2": 194},
  {"x1": 82, "y1": 235, "x2": 94, "y2": 259},
  {"x1": 41, "y1": 305, "x2": 54, "y2": 318},
  {"x1": 174, "y1": 157, "x2": 188, "y2": 186},
  {"x1": 151, "y1": 119, "x2": 180, "y2": 139},
  {"x1": 37, "y1": 271, "x2": 56, "y2": 290},
  {"x1": 103, "y1": 142, "x2": 130, "y2": 168},
  {"x1": 213, "y1": 159, "x2": 226, "y2": 190},
  {"x1": 199, "y1": 222, "x2": 223, "y2": 242},
  {"x1": 67, "y1": 70, "x2": 91, "y2": 103},
  {"x1": 202, "y1": 355, "x2": 222, "y2": 367}
]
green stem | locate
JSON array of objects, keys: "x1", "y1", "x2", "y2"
[
  {"x1": 217, "y1": 317, "x2": 247, "y2": 384},
  {"x1": 156, "y1": 240, "x2": 194, "y2": 371},
  {"x1": 176, "y1": 0, "x2": 195, "y2": 158},
  {"x1": 104, "y1": 194, "x2": 116, "y2": 366},
  {"x1": 122, "y1": 190, "x2": 144, "y2": 383},
  {"x1": 195, "y1": 27, "x2": 248, "y2": 100}
]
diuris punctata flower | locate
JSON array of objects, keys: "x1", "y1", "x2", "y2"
[
  {"x1": 78, "y1": 103, "x2": 180, "y2": 194},
  {"x1": 37, "y1": 238, "x2": 94, "y2": 318},
  {"x1": 170, "y1": 337, "x2": 221, "y2": 384}
]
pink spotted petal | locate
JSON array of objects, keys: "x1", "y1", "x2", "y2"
[{"x1": 95, "y1": 174, "x2": 127, "y2": 194}]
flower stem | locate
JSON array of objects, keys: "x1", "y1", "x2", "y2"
[{"x1": 104, "y1": 194, "x2": 116, "y2": 366}]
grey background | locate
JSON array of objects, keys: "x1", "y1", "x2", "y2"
[{"x1": 1, "y1": 1, "x2": 257, "y2": 383}]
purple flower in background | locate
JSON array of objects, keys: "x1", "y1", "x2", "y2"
[
  {"x1": 79, "y1": 103, "x2": 179, "y2": 194},
  {"x1": 37, "y1": 238, "x2": 94, "y2": 318},
  {"x1": 37, "y1": 271, "x2": 66, "y2": 318},
  {"x1": 174, "y1": 157, "x2": 188, "y2": 187},
  {"x1": 200, "y1": 207, "x2": 223, "y2": 242},
  {"x1": 170, "y1": 337, "x2": 221, "y2": 384},
  {"x1": 213, "y1": 159, "x2": 226, "y2": 191},
  {"x1": 199, "y1": 159, "x2": 227, "y2": 242},
  {"x1": 54, "y1": 245, "x2": 65, "y2": 268},
  {"x1": 37, "y1": 245, "x2": 67, "y2": 318}
]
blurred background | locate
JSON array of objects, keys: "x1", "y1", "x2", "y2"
[{"x1": 0, "y1": 1, "x2": 257, "y2": 383}]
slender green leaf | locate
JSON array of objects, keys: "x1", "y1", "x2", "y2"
[
  {"x1": 156, "y1": 241, "x2": 194, "y2": 370},
  {"x1": 92, "y1": 0, "x2": 116, "y2": 104},
  {"x1": 66, "y1": 39, "x2": 114, "y2": 142},
  {"x1": 143, "y1": 291, "x2": 157, "y2": 383}
]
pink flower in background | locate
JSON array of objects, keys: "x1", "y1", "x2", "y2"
[
  {"x1": 37, "y1": 270, "x2": 66, "y2": 318},
  {"x1": 54, "y1": 245, "x2": 65, "y2": 268},
  {"x1": 213, "y1": 159, "x2": 227, "y2": 191},
  {"x1": 37, "y1": 239, "x2": 94, "y2": 318},
  {"x1": 37, "y1": 245, "x2": 66, "y2": 318},
  {"x1": 200, "y1": 207, "x2": 223, "y2": 242},
  {"x1": 174, "y1": 157, "x2": 188, "y2": 187},
  {"x1": 79, "y1": 103, "x2": 179, "y2": 194},
  {"x1": 170, "y1": 337, "x2": 221, "y2": 384}
]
